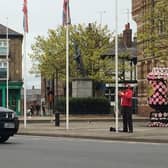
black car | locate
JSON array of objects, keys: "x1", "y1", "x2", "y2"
[{"x1": 0, "y1": 107, "x2": 19, "y2": 143}]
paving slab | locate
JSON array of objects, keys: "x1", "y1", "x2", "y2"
[{"x1": 18, "y1": 118, "x2": 168, "y2": 144}]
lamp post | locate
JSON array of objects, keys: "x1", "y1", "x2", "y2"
[{"x1": 97, "y1": 10, "x2": 106, "y2": 25}]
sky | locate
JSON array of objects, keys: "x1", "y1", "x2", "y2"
[{"x1": 0, "y1": 0, "x2": 137, "y2": 89}]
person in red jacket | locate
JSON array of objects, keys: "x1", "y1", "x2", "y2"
[{"x1": 119, "y1": 84, "x2": 133, "y2": 133}]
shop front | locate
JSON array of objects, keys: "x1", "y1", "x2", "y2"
[{"x1": 0, "y1": 81, "x2": 23, "y2": 115}]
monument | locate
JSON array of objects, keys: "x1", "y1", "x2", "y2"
[{"x1": 72, "y1": 42, "x2": 92, "y2": 98}]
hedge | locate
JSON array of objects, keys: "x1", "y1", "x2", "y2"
[{"x1": 55, "y1": 97, "x2": 111, "y2": 114}]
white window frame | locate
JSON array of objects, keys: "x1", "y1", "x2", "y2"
[{"x1": 0, "y1": 39, "x2": 9, "y2": 56}]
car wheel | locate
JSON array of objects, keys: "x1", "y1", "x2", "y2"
[{"x1": 0, "y1": 136, "x2": 10, "y2": 143}]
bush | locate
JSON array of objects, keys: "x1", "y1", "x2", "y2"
[{"x1": 55, "y1": 97, "x2": 111, "y2": 114}]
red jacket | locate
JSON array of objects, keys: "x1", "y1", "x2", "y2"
[{"x1": 119, "y1": 88, "x2": 133, "y2": 107}]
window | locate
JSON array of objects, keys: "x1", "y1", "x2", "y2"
[
  {"x1": 0, "y1": 61, "x2": 7, "y2": 68},
  {"x1": 0, "y1": 40, "x2": 7, "y2": 47},
  {"x1": 0, "y1": 61, "x2": 7, "y2": 79},
  {"x1": 0, "y1": 39, "x2": 9, "y2": 56}
]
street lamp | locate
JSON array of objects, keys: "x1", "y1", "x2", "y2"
[{"x1": 97, "y1": 10, "x2": 106, "y2": 25}]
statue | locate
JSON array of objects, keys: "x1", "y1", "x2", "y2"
[{"x1": 73, "y1": 41, "x2": 86, "y2": 77}]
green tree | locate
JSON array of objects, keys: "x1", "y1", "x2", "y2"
[{"x1": 29, "y1": 23, "x2": 114, "y2": 82}]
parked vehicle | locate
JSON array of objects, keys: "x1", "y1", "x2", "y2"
[{"x1": 0, "y1": 107, "x2": 19, "y2": 143}]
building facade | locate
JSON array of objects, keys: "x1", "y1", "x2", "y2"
[
  {"x1": 0, "y1": 24, "x2": 23, "y2": 115},
  {"x1": 41, "y1": 75, "x2": 65, "y2": 113},
  {"x1": 102, "y1": 23, "x2": 138, "y2": 113},
  {"x1": 132, "y1": 0, "x2": 168, "y2": 116}
]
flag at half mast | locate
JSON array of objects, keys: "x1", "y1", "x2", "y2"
[
  {"x1": 63, "y1": 0, "x2": 71, "y2": 26},
  {"x1": 22, "y1": 0, "x2": 28, "y2": 32}
]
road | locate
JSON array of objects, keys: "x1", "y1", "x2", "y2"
[{"x1": 0, "y1": 135, "x2": 168, "y2": 168}]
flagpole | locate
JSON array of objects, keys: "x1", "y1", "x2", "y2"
[
  {"x1": 115, "y1": 0, "x2": 119, "y2": 133},
  {"x1": 6, "y1": 17, "x2": 9, "y2": 109},
  {"x1": 23, "y1": 31, "x2": 27, "y2": 128},
  {"x1": 66, "y1": 8, "x2": 69, "y2": 130},
  {"x1": 23, "y1": 0, "x2": 28, "y2": 128}
]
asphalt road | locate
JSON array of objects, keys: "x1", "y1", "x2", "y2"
[{"x1": 0, "y1": 135, "x2": 168, "y2": 168}]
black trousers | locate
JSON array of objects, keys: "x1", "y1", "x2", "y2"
[{"x1": 121, "y1": 106, "x2": 133, "y2": 132}]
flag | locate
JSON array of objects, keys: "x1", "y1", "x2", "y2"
[
  {"x1": 22, "y1": 0, "x2": 28, "y2": 32},
  {"x1": 63, "y1": 0, "x2": 71, "y2": 26}
]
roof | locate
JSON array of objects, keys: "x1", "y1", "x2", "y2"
[
  {"x1": 21, "y1": 88, "x2": 41, "y2": 96},
  {"x1": 101, "y1": 39, "x2": 137, "y2": 60},
  {"x1": 0, "y1": 24, "x2": 23, "y2": 38}
]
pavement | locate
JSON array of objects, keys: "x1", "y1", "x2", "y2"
[{"x1": 17, "y1": 114, "x2": 168, "y2": 144}]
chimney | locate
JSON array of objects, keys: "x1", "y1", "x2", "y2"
[{"x1": 123, "y1": 23, "x2": 132, "y2": 48}]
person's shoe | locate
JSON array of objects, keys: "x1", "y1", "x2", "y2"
[
  {"x1": 128, "y1": 131, "x2": 133, "y2": 133},
  {"x1": 123, "y1": 130, "x2": 128, "y2": 133}
]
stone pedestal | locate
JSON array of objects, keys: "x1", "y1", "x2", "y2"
[{"x1": 72, "y1": 78, "x2": 93, "y2": 98}]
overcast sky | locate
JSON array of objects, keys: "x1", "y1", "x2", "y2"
[{"x1": 0, "y1": 0, "x2": 137, "y2": 89}]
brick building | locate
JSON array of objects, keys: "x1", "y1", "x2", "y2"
[
  {"x1": 41, "y1": 75, "x2": 65, "y2": 112},
  {"x1": 0, "y1": 24, "x2": 23, "y2": 115},
  {"x1": 132, "y1": 0, "x2": 167, "y2": 116}
]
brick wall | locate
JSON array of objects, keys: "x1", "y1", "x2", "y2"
[{"x1": 9, "y1": 38, "x2": 22, "y2": 81}]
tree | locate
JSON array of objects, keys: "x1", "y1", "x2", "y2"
[
  {"x1": 30, "y1": 27, "x2": 66, "y2": 80},
  {"x1": 29, "y1": 23, "x2": 114, "y2": 82}
]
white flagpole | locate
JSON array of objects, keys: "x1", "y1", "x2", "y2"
[
  {"x1": 66, "y1": 25, "x2": 69, "y2": 130},
  {"x1": 23, "y1": 31, "x2": 27, "y2": 128},
  {"x1": 6, "y1": 17, "x2": 9, "y2": 109},
  {"x1": 66, "y1": 3, "x2": 69, "y2": 130},
  {"x1": 115, "y1": 0, "x2": 119, "y2": 132}
]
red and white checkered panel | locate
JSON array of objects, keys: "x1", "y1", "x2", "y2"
[{"x1": 148, "y1": 80, "x2": 168, "y2": 106}]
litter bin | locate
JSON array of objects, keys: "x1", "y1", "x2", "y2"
[{"x1": 55, "y1": 112, "x2": 60, "y2": 126}]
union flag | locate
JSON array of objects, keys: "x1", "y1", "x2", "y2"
[
  {"x1": 63, "y1": 0, "x2": 71, "y2": 26},
  {"x1": 23, "y1": 0, "x2": 28, "y2": 32}
]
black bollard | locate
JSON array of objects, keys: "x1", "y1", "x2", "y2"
[{"x1": 55, "y1": 112, "x2": 60, "y2": 126}]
